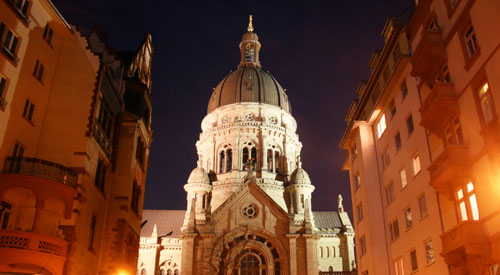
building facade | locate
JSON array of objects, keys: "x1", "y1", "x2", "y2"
[
  {"x1": 0, "y1": 1, "x2": 153, "y2": 274},
  {"x1": 341, "y1": 0, "x2": 500, "y2": 274},
  {"x1": 138, "y1": 19, "x2": 356, "y2": 275}
]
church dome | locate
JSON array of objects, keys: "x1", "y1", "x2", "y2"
[
  {"x1": 206, "y1": 16, "x2": 291, "y2": 114},
  {"x1": 207, "y1": 68, "x2": 292, "y2": 114},
  {"x1": 187, "y1": 165, "x2": 210, "y2": 184},
  {"x1": 290, "y1": 166, "x2": 311, "y2": 185}
]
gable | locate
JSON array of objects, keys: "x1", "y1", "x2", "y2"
[{"x1": 210, "y1": 181, "x2": 290, "y2": 234}]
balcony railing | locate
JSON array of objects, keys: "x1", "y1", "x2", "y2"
[
  {"x1": 2, "y1": 157, "x2": 78, "y2": 189},
  {"x1": 5, "y1": 0, "x2": 31, "y2": 25},
  {"x1": 92, "y1": 120, "x2": 113, "y2": 159},
  {"x1": 0, "y1": 229, "x2": 67, "y2": 257}
]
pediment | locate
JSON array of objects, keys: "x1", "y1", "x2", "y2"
[{"x1": 210, "y1": 180, "x2": 290, "y2": 233}]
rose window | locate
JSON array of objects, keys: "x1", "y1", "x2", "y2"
[
  {"x1": 222, "y1": 115, "x2": 232, "y2": 124},
  {"x1": 244, "y1": 113, "x2": 255, "y2": 121},
  {"x1": 242, "y1": 204, "x2": 258, "y2": 219},
  {"x1": 268, "y1": 116, "x2": 278, "y2": 125}
]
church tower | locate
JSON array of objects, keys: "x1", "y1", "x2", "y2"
[{"x1": 138, "y1": 16, "x2": 355, "y2": 275}]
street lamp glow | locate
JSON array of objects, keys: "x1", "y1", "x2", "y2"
[{"x1": 116, "y1": 270, "x2": 130, "y2": 275}]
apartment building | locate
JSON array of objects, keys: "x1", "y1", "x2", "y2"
[
  {"x1": 0, "y1": 1, "x2": 153, "y2": 274},
  {"x1": 340, "y1": 8, "x2": 449, "y2": 275},
  {"x1": 341, "y1": 0, "x2": 500, "y2": 274}
]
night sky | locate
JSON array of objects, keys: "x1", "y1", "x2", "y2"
[{"x1": 52, "y1": 0, "x2": 412, "y2": 216}]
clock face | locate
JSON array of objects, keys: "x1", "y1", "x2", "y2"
[
  {"x1": 268, "y1": 116, "x2": 278, "y2": 125},
  {"x1": 244, "y1": 113, "x2": 254, "y2": 121},
  {"x1": 222, "y1": 115, "x2": 232, "y2": 124}
]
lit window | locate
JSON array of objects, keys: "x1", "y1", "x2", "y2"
[
  {"x1": 425, "y1": 240, "x2": 435, "y2": 264},
  {"x1": 419, "y1": 194, "x2": 428, "y2": 218},
  {"x1": 33, "y1": 60, "x2": 44, "y2": 82},
  {"x1": 389, "y1": 219, "x2": 400, "y2": 241},
  {"x1": 377, "y1": 114, "x2": 387, "y2": 138},
  {"x1": 394, "y1": 257, "x2": 404, "y2": 275},
  {"x1": 478, "y1": 83, "x2": 495, "y2": 124},
  {"x1": 405, "y1": 207, "x2": 413, "y2": 228},
  {"x1": 456, "y1": 182, "x2": 479, "y2": 221},
  {"x1": 464, "y1": 25, "x2": 479, "y2": 57},
  {"x1": 406, "y1": 114, "x2": 414, "y2": 135},
  {"x1": 395, "y1": 132, "x2": 402, "y2": 151},
  {"x1": 445, "y1": 116, "x2": 464, "y2": 146},
  {"x1": 385, "y1": 182, "x2": 395, "y2": 205},
  {"x1": 22, "y1": 99, "x2": 35, "y2": 122},
  {"x1": 400, "y1": 168, "x2": 408, "y2": 189},
  {"x1": 412, "y1": 153, "x2": 421, "y2": 175},
  {"x1": 410, "y1": 249, "x2": 418, "y2": 271}
]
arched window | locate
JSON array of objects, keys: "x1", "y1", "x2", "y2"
[
  {"x1": 332, "y1": 246, "x2": 336, "y2": 257},
  {"x1": 242, "y1": 141, "x2": 257, "y2": 170},
  {"x1": 326, "y1": 247, "x2": 330, "y2": 257},
  {"x1": 329, "y1": 266, "x2": 333, "y2": 272},
  {"x1": 226, "y1": 149, "x2": 232, "y2": 172},
  {"x1": 220, "y1": 151, "x2": 225, "y2": 173},
  {"x1": 167, "y1": 270, "x2": 172, "y2": 275},
  {"x1": 159, "y1": 270, "x2": 165, "y2": 275},
  {"x1": 320, "y1": 246, "x2": 324, "y2": 257},
  {"x1": 140, "y1": 269, "x2": 147, "y2": 275},
  {"x1": 174, "y1": 270, "x2": 179, "y2": 275},
  {"x1": 267, "y1": 149, "x2": 273, "y2": 171},
  {"x1": 240, "y1": 254, "x2": 260, "y2": 275},
  {"x1": 275, "y1": 262, "x2": 281, "y2": 275},
  {"x1": 202, "y1": 194, "x2": 207, "y2": 209},
  {"x1": 300, "y1": 194, "x2": 305, "y2": 209},
  {"x1": 274, "y1": 151, "x2": 280, "y2": 173}
]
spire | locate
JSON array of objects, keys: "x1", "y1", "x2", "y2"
[
  {"x1": 297, "y1": 156, "x2": 302, "y2": 169},
  {"x1": 239, "y1": 15, "x2": 261, "y2": 68},
  {"x1": 247, "y1": 15, "x2": 254, "y2": 32}
]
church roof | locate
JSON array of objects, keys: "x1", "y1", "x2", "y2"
[
  {"x1": 141, "y1": 210, "x2": 185, "y2": 237},
  {"x1": 313, "y1": 211, "x2": 343, "y2": 230}
]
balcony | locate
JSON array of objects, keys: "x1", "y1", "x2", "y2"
[
  {"x1": 419, "y1": 83, "x2": 459, "y2": 134},
  {"x1": 0, "y1": 230, "x2": 68, "y2": 274},
  {"x1": 428, "y1": 145, "x2": 471, "y2": 197},
  {"x1": 440, "y1": 221, "x2": 489, "y2": 266},
  {"x1": 2, "y1": 157, "x2": 78, "y2": 189},
  {"x1": 93, "y1": 120, "x2": 113, "y2": 159},
  {"x1": 410, "y1": 31, "x2": 447, "y2": 84}
]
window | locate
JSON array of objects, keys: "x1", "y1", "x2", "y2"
[
  {"x1": 351, "y1": 142, "x2": 358, "y2": 161},
  {"x1": 412, "y1": 153, "x2": 421, "y2": 175},
  {"x1": 424, "y1": 240, "x2": 435, "y2": 264},
  {"x1": 456, "y1": 182, "x2": 479, "y2": 221},
  {"x1": 428, "y1": 18, "x2": 439, "y2": 31},
  {"x1": 445, "y1": 116, "x2": 464, "y2": 146},
  {"x1": 435, "y1": 63, "x2": 451, "y2": 83},
  {"x1": 395, "y1": 132, "x2": 402, "y2": 151},
  {"x1": 405, "y1": 208, "x2": 413, "y2": 229},
  {"x1": 356, "y1": 202, "x2": 364, "y2": 222},
  {"x1": 131, "y1": 181, "x2": 141, "y2": 214},
  {"x1": 240, "y1": 254, "x2": 260, "y2": 275},
  {"x1": 478, "y1": 83, "x2": 495, "y2": 124},
  {"x1": 410, "y1": 249, "x2": 418, "y2": 271},
  {"x1": 12, "y1": 142, "x2": 24, "y2": 157},
  {"x1": 389, "y1": 100, "x2": 396, "y2": 119},
  {"x1": 381, "y1": 148, "x2": 390, "y2": 170},
  {"x1": 89, "y1": 214, "x2": 96, "y2": 250},
  {"x1": 354, "y1": 173, "x2": 361, "y2": 189},
  {"x1": 385, "y1": 182, "x2": 395, "y2": 205},
  {"x1": 0, "y1": 23, "x2": 19, "y2": 60},
  {"x1": 242, "y1": 141, "x2": 257, "y2": 170},
  {"x1": 33, "y1": 60, "x2": 44, "y2": 82},
  {"x1": 401, "y1": 80, "x2": 408, "y2": 99},
  {"x1": 220, "y1": 146, "x2": 232, "y2": 173},
  {"x1": 464, "y1": 25, "x2": 478, "y2": 57},
  {"x1": 419, "y1": 194, "x2": 428, "y2": 218},
  {"x1": 97, "y1": 96, "x2": 116, "y2": 140},
  {"x1": 406, "y1": 114, "x2": 414, "y2": 135},
  {"x1": 0, "y1": 75, "x2": 7, "y2": 108},
  {"x1": 389, "y1": 219, "x2": 400, "y2": 241},
  {"x1": 22, "y1": 99, "x2": 35, "y2": 122},
  {"x1": 94, "y1": 158, "x2": 107, "y2": 193},
  {"x1": 400, "y1": 168, "x2": 408, "y2": 189},
  {"x1": 377, "y1": 114, "x2": 387, "y2": 138},
  {"x1": 12, "y1": 0, "x2": 30, "y2": 16},
  {"x1": 394, "y1": 257, "x2": 404, "y2": 275},
  {"x1": 0, "y1": 201, "x2": 12, "y2": 229},
  {"x1": 267, "y1": 146, "x2": 281, "y2": 173},
  {"x1": 43, "y1": 24, "x2": 53, "y2": 44},
  {"x1": 136, "y1": 137, "x2": 146, "y2": 166},
  {"x1": 359, "y1": 235, "x2": 366, "y2": 256}
]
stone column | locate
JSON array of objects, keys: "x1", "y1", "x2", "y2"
[
  {"x1": 286, "y1": 234, "x2": 299, "y2": 275},
  {"x1": 32, "y1": 200, "x2": 45, "y2": 232},
  {"x1": 304, "y1": 234, "x2": 319, "y2": 275},
  {"x1": 180, "y1": 233, "x2": 197, "y2": 274}
]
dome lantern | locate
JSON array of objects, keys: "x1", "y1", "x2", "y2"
[{"x1": 239, "y1": 15, "x2": 261, "y2": 68}]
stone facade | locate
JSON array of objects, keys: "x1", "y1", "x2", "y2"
[{"x1": 138, "y1": 18, "x2": 355, "y2": 275}]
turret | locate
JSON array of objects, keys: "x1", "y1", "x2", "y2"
[
  {"x1": 286, "y1": 157, "x2": 315, "y2": 215},
  {"x1": 183, "y1": 158, "x2": 212, "y2": 227}
]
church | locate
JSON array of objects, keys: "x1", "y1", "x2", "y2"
[{"x1": 138, "y1": 17, "x2": 356, "y2": 275}]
